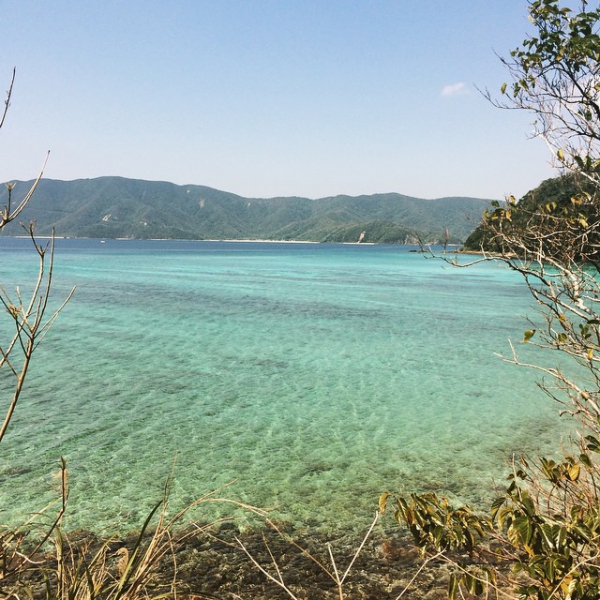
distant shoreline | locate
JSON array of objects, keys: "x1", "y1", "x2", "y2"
[
  {"x1": 201, "y1": 238, "x2": 320, "y2": 244},
  {"x1": 7, "y1": 236, "x2": 379, "y2": 245},
  {"x1": 204, "y1": 239, "x2": 377, "y2": 245}
]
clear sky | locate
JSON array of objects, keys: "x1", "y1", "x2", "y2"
[{"x1": 0, "y1": 1, "x2": 557, "y2": 200}]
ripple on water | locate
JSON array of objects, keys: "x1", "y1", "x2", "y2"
[{"x1": 0, "y1": 240, "x2": 573, "y2": 535}]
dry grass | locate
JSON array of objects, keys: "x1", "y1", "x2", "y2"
[{"x1": 1, "y1": 465, "x2": 269, "y2": 600}]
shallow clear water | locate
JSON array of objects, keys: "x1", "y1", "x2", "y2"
[{"x1": 0, "y1": 238, "x2": 571, "y2": 534}]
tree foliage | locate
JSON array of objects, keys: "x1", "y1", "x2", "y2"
[
  {"x1": 462, "y1": 172, "x2": 597, "y2": 253},
  {"x1": 493, "y1": 0, "x2": 600, "y2": 182},
  {"x1": 383, "y1": 2, "x2": 600, "y2": 599}
]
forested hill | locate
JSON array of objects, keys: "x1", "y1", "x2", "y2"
[
  {"x1": 462, "y1": 173, "x2": 597, "y2": 251},
  {"x1": 0, "y1": 176, "x2": 490, "y2": 243}
]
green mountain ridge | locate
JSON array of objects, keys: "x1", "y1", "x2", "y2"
[{"x1": 0, "y1": 176, "x2": 491, "y2": 243}]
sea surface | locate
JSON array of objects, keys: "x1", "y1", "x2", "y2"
[{"x1": 0, "y1": 238, "x2": 572, "y2": 535}]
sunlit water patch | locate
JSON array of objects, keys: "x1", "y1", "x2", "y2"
[{"x1": 0, "y1": 239, "x2": 573, "y2": 534}]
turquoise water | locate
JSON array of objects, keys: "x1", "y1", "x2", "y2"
[{"x1": 0, "y1": 239, "x2": 571, "y2": 534}]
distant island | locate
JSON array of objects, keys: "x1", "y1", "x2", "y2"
[{"x1": 0, "y1": 176, "x2": 491, "y2": 244}]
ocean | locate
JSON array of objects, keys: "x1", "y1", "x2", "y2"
[{"x1": 0, "y1": 238, "x2": 570, "y2": 535}]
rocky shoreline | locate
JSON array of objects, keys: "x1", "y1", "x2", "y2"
[
  {"x1": 13, "y1": 521, "x2": 457, "y2": 599},
  {"x1": 167, "y1": 523, "x2": 453, "y2": 599}
]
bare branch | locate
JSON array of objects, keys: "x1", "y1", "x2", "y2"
[{"x1": 0, "y1": 67, "x2": 15, "y2": 130}]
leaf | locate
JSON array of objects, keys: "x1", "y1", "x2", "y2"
[
  {"x1": 515, "y1": 468, "x2": 528, "y2": 480},
  {"x1": 523, "y1": 329, "x2": 536, "y2": 343},
  {"x1": 379, "y1": 492, "x2": 389, "y2": 515},
  {"x1": 567, "y1": 463, "x2": 580, "y2": 481},
  {"x1": 586, "y1": 435, "x2": 600, "y2": 452},
  {"x1": 579, "y1": 452, "x2": 592, "y2": 468},
  {"x1": 510, "y1": 515, "x2": 534, "y2": 548},
  {"x1": 464, "y1": 572, "x2": 477, "y2": 594},
  {"x1": 448, "y1": 573, "x2": 459, "y2": 600},
  {"x1": 539, "y1": 523, "x2": 555, "y2": 550},
  {"x1": 496, "y1": 505, "x2": 513, "y2": 530},
  {"x1": 491, "y1": 496, "x2": 505, "y2": 519},
  {"x1": 500, "y1": 82, "x2": 507, "y2": 94},
  {"x1": 520, "y1": 492, "x2": 536, "y2": 517}
]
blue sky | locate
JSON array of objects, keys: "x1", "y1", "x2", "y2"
[{"x1": 0, "y1": 1, "x2": 556, "y2": 200}]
